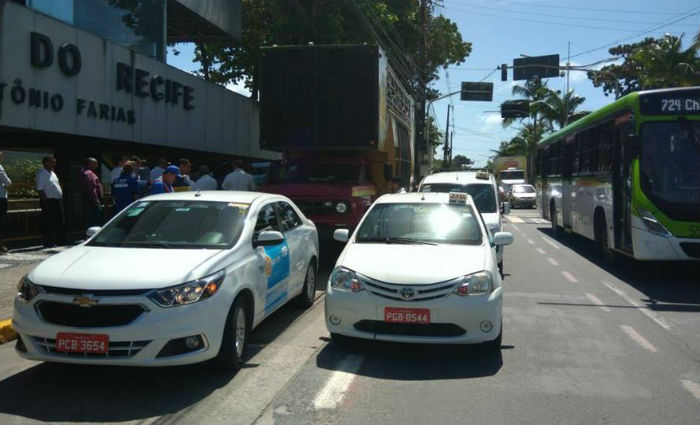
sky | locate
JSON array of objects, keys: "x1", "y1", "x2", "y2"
[{"x1": 167, "y1": 0, "x2": 699, "y2": 167}]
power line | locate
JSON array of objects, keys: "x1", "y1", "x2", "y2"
[{"x1": 448, "y1": 0, "x2": 691, "y2": 15}]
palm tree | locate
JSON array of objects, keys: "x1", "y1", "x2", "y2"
[
  {"x1": 538, "y1": 89, "x2": 588, "y2": 130},
  {"x1": 501, "y1": 78, "x2": 549, "y2": 128},
  {"x1": 635, "y1": 34, "x2": 700, "y2": 89}
]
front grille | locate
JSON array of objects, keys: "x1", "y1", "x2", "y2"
[
  {"x1": 680, "y1": 242, "x2": 700, "y2": 258},
  {"x1": 32, "y1": 336, "x2": 150, "y2": 358},
  {"x1": 359, "y1": 274, "x2": 458, "y2": 302},
  {"x1": 354, "y1": 320, "x2": 466, "y2": 337},
  {"x1": 38, "y1": 286, "x2": 150, "y2": 296},
  {"x1": 36, "y1": 301, "x2": 146, "y2": 327},
  {"x1": 294, "y1": 199, "x2": 346, "y2": 216}
]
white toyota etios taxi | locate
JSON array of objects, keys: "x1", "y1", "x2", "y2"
[
  {"x1": 326, "y1": 192, "x2": 513, "y2": 347},
  {"x1": 13, "y1": 191, "x2": 318, "y2": 370}
]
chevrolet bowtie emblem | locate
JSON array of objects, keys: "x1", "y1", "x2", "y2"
[{"x1": 73, "y1": 295, "x2": 99, "y2": 308}]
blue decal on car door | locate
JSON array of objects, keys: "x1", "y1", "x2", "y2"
[{"x1": 263, "y1": 240, "x2": 291, "y2": 312}]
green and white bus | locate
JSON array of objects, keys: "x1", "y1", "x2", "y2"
[{"x1": 536, "y1": 87, "x2": 699, "y2": 261}]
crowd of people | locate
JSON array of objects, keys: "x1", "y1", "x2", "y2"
[{"x1": 0, "y1": 152, "x2": 259, "y2": 250}]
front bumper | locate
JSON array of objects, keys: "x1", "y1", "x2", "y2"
[
  {"x1": 511, "y1": 197, "x2": 536, "y2": 207},
  {"x1": 631, "y1": 217, "x2": 700, "y2": 261},
  {"x1": 12, "y1": 291, "x2": 231, "y2": 366},
  {"x1": 325, "y1": 286, "x2": 502, "y2": 344}
]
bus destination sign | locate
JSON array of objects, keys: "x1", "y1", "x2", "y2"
[{"x1": 640, "y1": 90, "x2": 700, "y2": 116}]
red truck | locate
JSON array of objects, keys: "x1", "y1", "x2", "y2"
[{"x1": 258, "y1": 45, "x2": 415, "y2": 239}]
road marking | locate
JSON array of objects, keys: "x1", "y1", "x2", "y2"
[
  {"x1": 509, "y1": 223, "x2": 520, "y2": 231},
  {"x1": 601, "y1": 281, "x2": 672, "y2": 331},
  {"x1": 535, "y1": 248, "x2": 546, "y2": 255},
  {"x1": 540, "y1": 236, "x2": 560, "y2": 249},
  {"x1": 585, "y1": 293, "x2": 611, "y2": 312},
  {"x1": 313, "y1": 355, "x2": 363, "y2": 410},
  {"x1": 527, "y1": 238, "x2": 535, "y2": 245},
  {"x1": 561, "y1": 271, "x2": 578, "y2": 283},
  {"x1": 620, "y1": 325, "x2": 657, "y2": 353},
  {"x1": 547, "y1": 257, "x2": 559, "y2": 266},
  {"x1": 681, "y1": 380, "x2": 700, "y2": 401},
  {"x1": 508, "y1": 216, "x2": 524, "y2": 223}
]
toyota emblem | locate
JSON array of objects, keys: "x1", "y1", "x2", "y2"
[{"x1": 400, "y1": 287, "x2": 415, "y2": 300}]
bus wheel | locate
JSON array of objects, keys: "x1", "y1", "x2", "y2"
[
  {"x1": 595, "y1": 211, "x2": 617, "y2": 265},
  {"x1": 550, "y1": 203, "x2": 559, "y2": 238}
]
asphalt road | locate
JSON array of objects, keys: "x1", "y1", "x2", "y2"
[{"x1": 0, "y1": 209, "x2": 698, "y2": 424}]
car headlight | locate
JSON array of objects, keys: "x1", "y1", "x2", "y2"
[
  {"x1": 454, "y1": 271, "x2": 493, "y2": 296},
  {"x1": 17, "y1": 275, "x2": 42, "y2": 303},
  {"x1": 336, "y1": 202, "x2": 349, "y2": 214},
  {"x1": 329, "y1": 267, "x2": 364, "y2": 292},
  {"x1": 149, "y1": 269, "x2": 225, "y2": 307},
  {"x1": 638, "y1": 208, "x2": 671, "y2": 237}
]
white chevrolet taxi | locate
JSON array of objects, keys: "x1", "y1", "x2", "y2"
[
  {"x1": 326, "y1": 192, "x2": 513, "y2": 347},
  {"x1": 419, "y1": 171, "x2": 509, "y2": 276},
  {"x1": 13, "y1": 191, "x2": 319, "y2": 370}
]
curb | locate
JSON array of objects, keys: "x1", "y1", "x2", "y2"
[{"x1": 0, "y1": 318, "x2": 16, "y2": 344}]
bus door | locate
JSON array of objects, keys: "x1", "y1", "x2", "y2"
[
  {"x1": 562, "y1": 137, "x2": 576, "y2": 228},
  {"x1": 613, "y1": 117, "x2": 635, "y2": 252}
]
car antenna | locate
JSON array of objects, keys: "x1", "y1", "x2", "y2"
[{"x1": 194, "y1": 189, "x2": 202, "y2": 197}]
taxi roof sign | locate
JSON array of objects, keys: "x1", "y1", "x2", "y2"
[
  {"x1": 475, "y1": 171, "x2": 490, "y2": 180},
  {"x1": 449, "y1": 192, "x2": 468, "y2": 204}
]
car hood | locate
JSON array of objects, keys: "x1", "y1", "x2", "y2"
[
  {"x1": 29, "y1": 246, "x2": 224, "y2": 290},
  {"x1": 339, "y1": 243, "x2": 488, "y2": 285}
]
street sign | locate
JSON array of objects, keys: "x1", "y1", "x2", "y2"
[
  {"x1": 501, "y1": 100, "x2": 530, "y2": 118},
  {"x1": 460, "y1": 82, "x2": 493, "y2": 101},
  {"x1": 513, "y1": 55, "x2": 560, "y2": 81}
]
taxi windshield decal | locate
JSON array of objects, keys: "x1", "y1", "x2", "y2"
[{"x1": 449, "y1": 192, "x2": 468, "y2": 204}]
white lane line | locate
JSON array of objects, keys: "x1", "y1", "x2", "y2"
[
  {"x1": 533, "y1": 218, "x2": 550, "y2": 224},
  {"x1": 508, "y1": 216, "x2": 524, "y2": 223},
  {"x1": 540, "y1": 236, "x2": 560, "y2": 249},
  {"x1": 601, "y1": 281, "x2": 672, "y2": 331},
  {"x1": 527, "y1": 238, "x2": 535, "y2": 245},
  {"x1": 509, "y1": 223, "x2": 520, "y2": 231},
  {"x1": 535, "y1": 248, "x2": 546, "y2": 255},
  {"x1": 681, "y1": 380, "x2": 700, "y2": 401},
  {"x1": 585, "y1": 293, "x2": 611, "y2": 312},
  {"x1": 561, "y1": 271, "x2": 579, "y2": 283},
  {"x1": 547, "y1": 257, "x2": 559, "y2": 266},
  {"x1": 312, "y1": 355, "x2": 363, "y2": 410},
  {"x1": 620, "y1": 325, "x2": 658, "y2": 353}
]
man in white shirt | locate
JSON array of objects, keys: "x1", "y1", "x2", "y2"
[
  {"x1": 222, "y1": 160, "x2": 256, "y2": 191},
  {"x1": 195, "y1": 165, "x2": 218, "y2": 191},
  {"x1": 36, "y1": 156, "x2": 64, "y2": 247},
  {"x1": 0, "y1": 152, "x2": 11, "y2": 253},
  {"x1": 149, "y1": 157, "x2": 167, "y2": 184},
  {"x1": 110, "y1": 155, "x2": 128, "y2": 183}
]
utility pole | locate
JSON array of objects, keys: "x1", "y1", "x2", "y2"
[
  {"x1": 564, "y1": 41, "x2": 571, "y2": 127},
  {"x1": 449, "y1": 130, "x2": 454, "y2": 168},
  {"x1": 415, "y1": 0, "x2": 429, "y2": 181},
  {"x1": 442, "y1": 104, "x2": 451, "y2": 166}
]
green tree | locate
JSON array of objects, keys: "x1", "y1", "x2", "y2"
[
  {"x1": 538, "y1": 88, "x2": 588, "y2": 130},
  {"x1": 452, "y1": 154, "x2": 473, "y2": 168},
  {"x1": 588, "y1": 34, "x2": 700, "y2": 98}
]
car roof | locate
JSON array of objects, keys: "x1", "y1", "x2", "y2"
[
  {"x1": 140, "y1": 190, "x2": 274, "y2": 204},
  {"x1": 375, "y1": 192, "x2": 477, "y2": 207},
  {"x1": 421, "y1": 171, "x2": 495, "y2": 185}
]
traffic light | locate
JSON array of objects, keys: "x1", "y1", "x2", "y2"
[
  {"x1": 501, "y1": 63, "x2": 507, "y2": 81},
  {"x1": 501, "y1": 100, "x2": 530, "y2": 119}
]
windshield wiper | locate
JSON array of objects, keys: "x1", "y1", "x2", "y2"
[
  {"x1": 120, "y1": 241, "x2": 176, "y2": 249},
  {"x1": 378, "y1": 237, "x2": 438, "y2": 245}
]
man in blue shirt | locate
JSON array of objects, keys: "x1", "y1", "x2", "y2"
[
  {"x1": 150, "y1": 165, "x2": 179, "y2": 194},
  {"x1": 112, "y1": 162, "x2": 140, "y2": 213}
]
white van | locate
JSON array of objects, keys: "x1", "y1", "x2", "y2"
[{"x1": 418, "y1": 171, "x2": 509, "y2": 276}]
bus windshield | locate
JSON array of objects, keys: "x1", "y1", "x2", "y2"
[
  {"x1": 285, "y1": 162, "x2": 363, "y2": 183},
  {"x1": 500, "y1": 170, "x2": 525, "y2": 180},
  {"x1": 640, "y1": 121, "x2": 700, "y2": 207}
]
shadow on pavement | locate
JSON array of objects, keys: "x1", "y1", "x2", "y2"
[
  {"x1": 535, "y1": 226, "x2": 700, "y2": 309},
  {"x1": 316, "y1": 338, "x2": 503, "y2": 381}
]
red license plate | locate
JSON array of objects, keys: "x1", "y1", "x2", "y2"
[
  {"x1": 384, "y1": 307, "x2": 430, "y2": 324},
  {"x1": 55, "y1": 333, "x2": 109, "y2": 354}
]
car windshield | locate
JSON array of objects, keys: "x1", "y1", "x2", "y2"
[
  {"x1": 512, "y1": 185, "x2": 535, "y2": 193},
  {"x1": 356, "y1": 203, "x2": 482, "y2": 245},
  {"x1": 88, "y1": 200, "x2": 249, "y2": 249},
  {"x1": 285, "y1": 162, "x2": 362, "y2": 183},
  {"x1": 419, "y1": 183, "x2": 497, "y2": 213},
  {"x1": 501, "y1": 170, "x2": 525, "y2": 180},
  {"x1": 640, "y1": 121, "x2": 700, "y2": 207}
]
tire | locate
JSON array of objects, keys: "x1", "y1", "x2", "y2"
[
  {"x1": 296, "y1": 260, "x2": 317, "y2": 308},
  {"x1": 212, "y1": 297, "x2": 248, "y2": 371},
  {"x1": 550, "y1": 203, "x2": 559, "y2": 238}
]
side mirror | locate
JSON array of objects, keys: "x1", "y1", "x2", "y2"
[
  {"x1": 86, "y1": 226, "x2": 101, "y2": 238},
  {"x1": 254, "y1": 230, "x2": 284, "y2": 247},
  {"x1": 502, "y1": 202, "x2": 511, "y2": 215},
  {"x1": 383, "y1": 163, "x2": 393, "y2": 181},
  {"x1": 493, "y1": 231, "x2": 514, "y2": 246},
  {"x1": 333, "y1": 229, "x2": 349, "y2": 243}
]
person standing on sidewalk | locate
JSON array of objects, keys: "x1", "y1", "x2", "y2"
[
  {"x1": 112, "y1": 161, "x2": 140, "y2": 213},
  {"x1": 195, "y1": 165, "x2": 218, "y2": 190},
  {"x1": 222, "y1": 160, "x2": 256, "y2": 191},
  {"x1": 150, "y1": 165, "x2": 178, "y2": 194},
  {"x1": 0, "y1": 152, "x2": 11, "y2": 253},
  {"x1": 79, "y1": 157, "x2": 103, "y2": 229},
  {"x1": 173, "y1": 158, "x2": 198, "y2": 192},
  {"x1": 36, "y1": 156, "x2": 64, "y2": 248}
]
